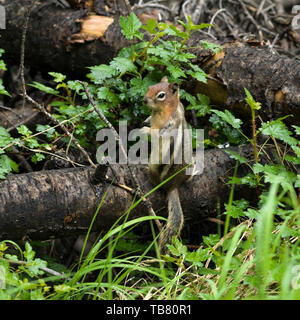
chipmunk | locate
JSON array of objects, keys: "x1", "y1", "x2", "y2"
[{"x1": 142, "y1": 76, "x2": 194, "y2": 253}]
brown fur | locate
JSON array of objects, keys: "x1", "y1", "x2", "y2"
[{"x1": 143, "y1": 77, "x2": 194, "y2": 253}]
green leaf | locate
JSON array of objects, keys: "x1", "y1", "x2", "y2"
[
  {"x1": 31, "y1": 153, "x2": 45, "y2": 164},
  {"x1": 187, "y1": 65, "x2": 207, "y2": 83},
  {"x1": 129, "y1": 77, "x2": 154, "y2": 98},
  {"x1": 27, "y1": 137, "x2": 40, "y2": 149},
  {"x1": 224, "y1": 149, "x2": 248, "y2": 164},
  {"x1": 180, "y1": 90, "x2": 196, "y2": 105},
  {"x1": 292, "y1": 125, "x2": 300, "y2": 135},
  {"x1": 141, "y1": 18, "x2": 158, "y2": 34},
  {"x1": 186, "y1": 93, "x2": 211, "y2": 117},
  {"x1": 244, "y1": 88, "x2": 261, "y2": 110},
  {"x1": 225, "y1": 199, "x2": 248, "y2": 218},
  {"x1": 203, "y1": 234, "x2": 220, "y2": 246},
  {"x1": 284, "y1": 154, "x2": 300, "y2": 165},
  {"x1": 167, "y1": 237, "x2": 188, "y2": 256},
  {"x1": 17, "y1": 125, "x2": 32, "y2": 137},
  {"x1": 292, "y1": 145, "x2": 300, "y2": 158},
  {"x1": 29, "y1": 82, "x2": 59, "y2": 95},
  {"x1": 201, "y1": 41, "x2": 222, "y2": 53},
  {"x1": 245, "y1": 208, "x2": 259, "y2": 219},
  {"x1": 147, "y1": 44, "x2": 172, "y2": 60},
  {"x1": 166, "y1": 64, "x2": 186, "y2": 79},
  {"x1": 97, "y1": 86, "x2": 119, "y2": 104},
  {"x1": 228, "y1": 174, "x2": 259, "y2": 188},
  {"x1": 189, "y1": 22, "x2": 213, "y2": 31},
  {"x1": 67, "y1": 81, "x2": 83, "y2": 93},
  {"x1": 0, "y1": 155, "x2": 19, "y2": 179},
  {"x1": 177, "y1": 17, "x2": 212, "y2": 32},
  {"x1": 48, "y1": 72, "x2": 66, "y2": 83},
  {"x1": 0, "y1": 79, "x2": 10, "y2": 96},
  {"x1": 211, "y1": 109, "x2": 243, "y2": 129},
  {"x1": 110, "y1": 57, "x2": 137, "y2": 75},
  {"x1": 296, "y1": 175, "x2": 300, "y2": 188},
  {"x1": 36, "y1": 124, "x2": 56, "y2": 140},
  {"x1": 119, "y1": 13, "x2": 143, "y2": 40},
  {"x1": 87, "y1": 64, "x2": 117, "y2": 84},
  {"x1": 0, "y1": 126, "x2": 18, "y2": 148},
  {"x1": 254, "y1": 163, "x2": 296, "y2": 188},
  {"x1": 165, "y1": 25, "x2": 188, "y2": 39},
  {"x1": 24, "y1": 242, "x2": 35, "y2": 261},
  {"x1": 260, "y1": 120, "x2": 298, "y2": 146}
]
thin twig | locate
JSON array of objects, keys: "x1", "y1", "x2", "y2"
[
  {"x1": 19, "y1": 2, "x2": 96, "y2": 169},
  {"x1": 132, "y1": 3, "x2": 173, "y2": 14},
  {"x1": 3, "y1": 258, "x2": 63, "y2": 277},
  {"x1": 238, "y1": 0, "x2": 264, "y2": 42}
]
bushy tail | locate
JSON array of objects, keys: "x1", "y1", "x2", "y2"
[{"x1": 158, "y1": 188, "x2": 184, "y2": 253}]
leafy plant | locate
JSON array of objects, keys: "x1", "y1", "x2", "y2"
[{"x1": 0, "y1": 49, "x2": 10, "y2": 97}]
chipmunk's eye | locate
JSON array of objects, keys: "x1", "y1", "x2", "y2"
[{"x1": 156, "y1": 91, "x2": 166, "y2": 101}]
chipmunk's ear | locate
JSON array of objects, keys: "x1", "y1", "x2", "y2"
[
  {"x1": 161, "y1": 76, "x2": 168, "y2": 83},
  {"x1": 169, "y1": 82, "x2": 179, "y2": 95}
]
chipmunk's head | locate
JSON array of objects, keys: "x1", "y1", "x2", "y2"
[{"x1": 144, "y1": 76, "x2": 179, "y2": 112}]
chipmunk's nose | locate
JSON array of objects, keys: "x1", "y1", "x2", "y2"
[{"x1": 143, "y1": 96, "x2": 148, "y2": 104}]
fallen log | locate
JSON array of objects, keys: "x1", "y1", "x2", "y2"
[
  {"x1": 0, "y1": 146, "x2": 253, "y2": 241},
  {"x1": 1, "y1": 1, "x2": 300, "y2": 125}
]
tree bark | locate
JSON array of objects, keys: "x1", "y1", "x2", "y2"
[{"x1": 0, "y1": 146, "x2": 253, "y2": 240}]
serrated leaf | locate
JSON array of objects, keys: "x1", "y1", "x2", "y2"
[
  {"x1": 254, "y1": 163, "x2": 296, "y2": 188},
  {"x1": 36, "y1": 124, "x2": 56, "y2": 140},
  {"x1": 296, "y1": 174, "x2": 300, "y2": 188},
  {"x1": 284, "y1": 154, "x2": 300, "y2": 165},
  {"x1": 110, "y1": 57, "x2": 137, "y2": 75},
  {"x1": 180, "y1": 90, "x2": 197, "y2": 105},
  {"x1": 203, "y1": 234, "x2": 220, "y2": 246},
  {"x1": 147, "y1": 45, "x2": 172, "y2": 60},
  {"x1": 0, "y1": 126, "x2": 17, "y2": 147},
  {"x1": 31, "y1": 153, "x2": 45, "y2": 164},
  {"x1": 174, "y1": 51, "x2": 196, "y2": 63},
  {"x1": 166, "y1": 64, "x2": 186, "y2": 79},
  {"x1": 292, "y1": 145, "x2": 300, "y2": 158},
  {"x1": 0, "y1": 155, "x2": 19, "y2": 179},
  {"x1": 87, "y1": 64, "x2": 117, "y2": 84},
  {"x1": 228, "y1": 174, "x2": 259, "y2": 188},
  {"x1": 97, "y1": 86, "x2": 118, "y2": 104},
  {"x1": 260, "y1": 120, "x2": 298, "y2": 146},
  {"x1": 167, "y1": 237, "x2": 188, "y2": 256},
  {"x1": 187, "y1": 65, "x2": 207, "y2": 83},
  {"x1": 129, "y1": 77, "x2": 153, "y2": 98},
  {"x1": 26, "y1": 137, "x2": 40, "y2": 149},
  {"x1": 211, "y1": 109, "x2": 242, "y2": 129},
  {"x1": 17, "y1": 125, "x2": 32, "y2": 137},
  {"x1": 141, "y1": 18, "x2": 157, "y2": 34},
  {"x1": 186, "y1": 93, "x2": 211, "y2": 116},
  {"x1": 67, "y1": 81, "x2": 83, "y2": 93},
  {"x1": 120, "y1": 13, "x2": 143, "y2": 40},
  {"x1": 165, "y1": 25, "x2": 188, "y2": 39},
  {"x1": 225, "y1": 199, "x2": 248, "y2": 218},
  {"x1": 293, "y1": 125, "x2": 300, "y2": 135},
  {"x1": 48, "y1": 72, "x2": 66, "y2": 83}
]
